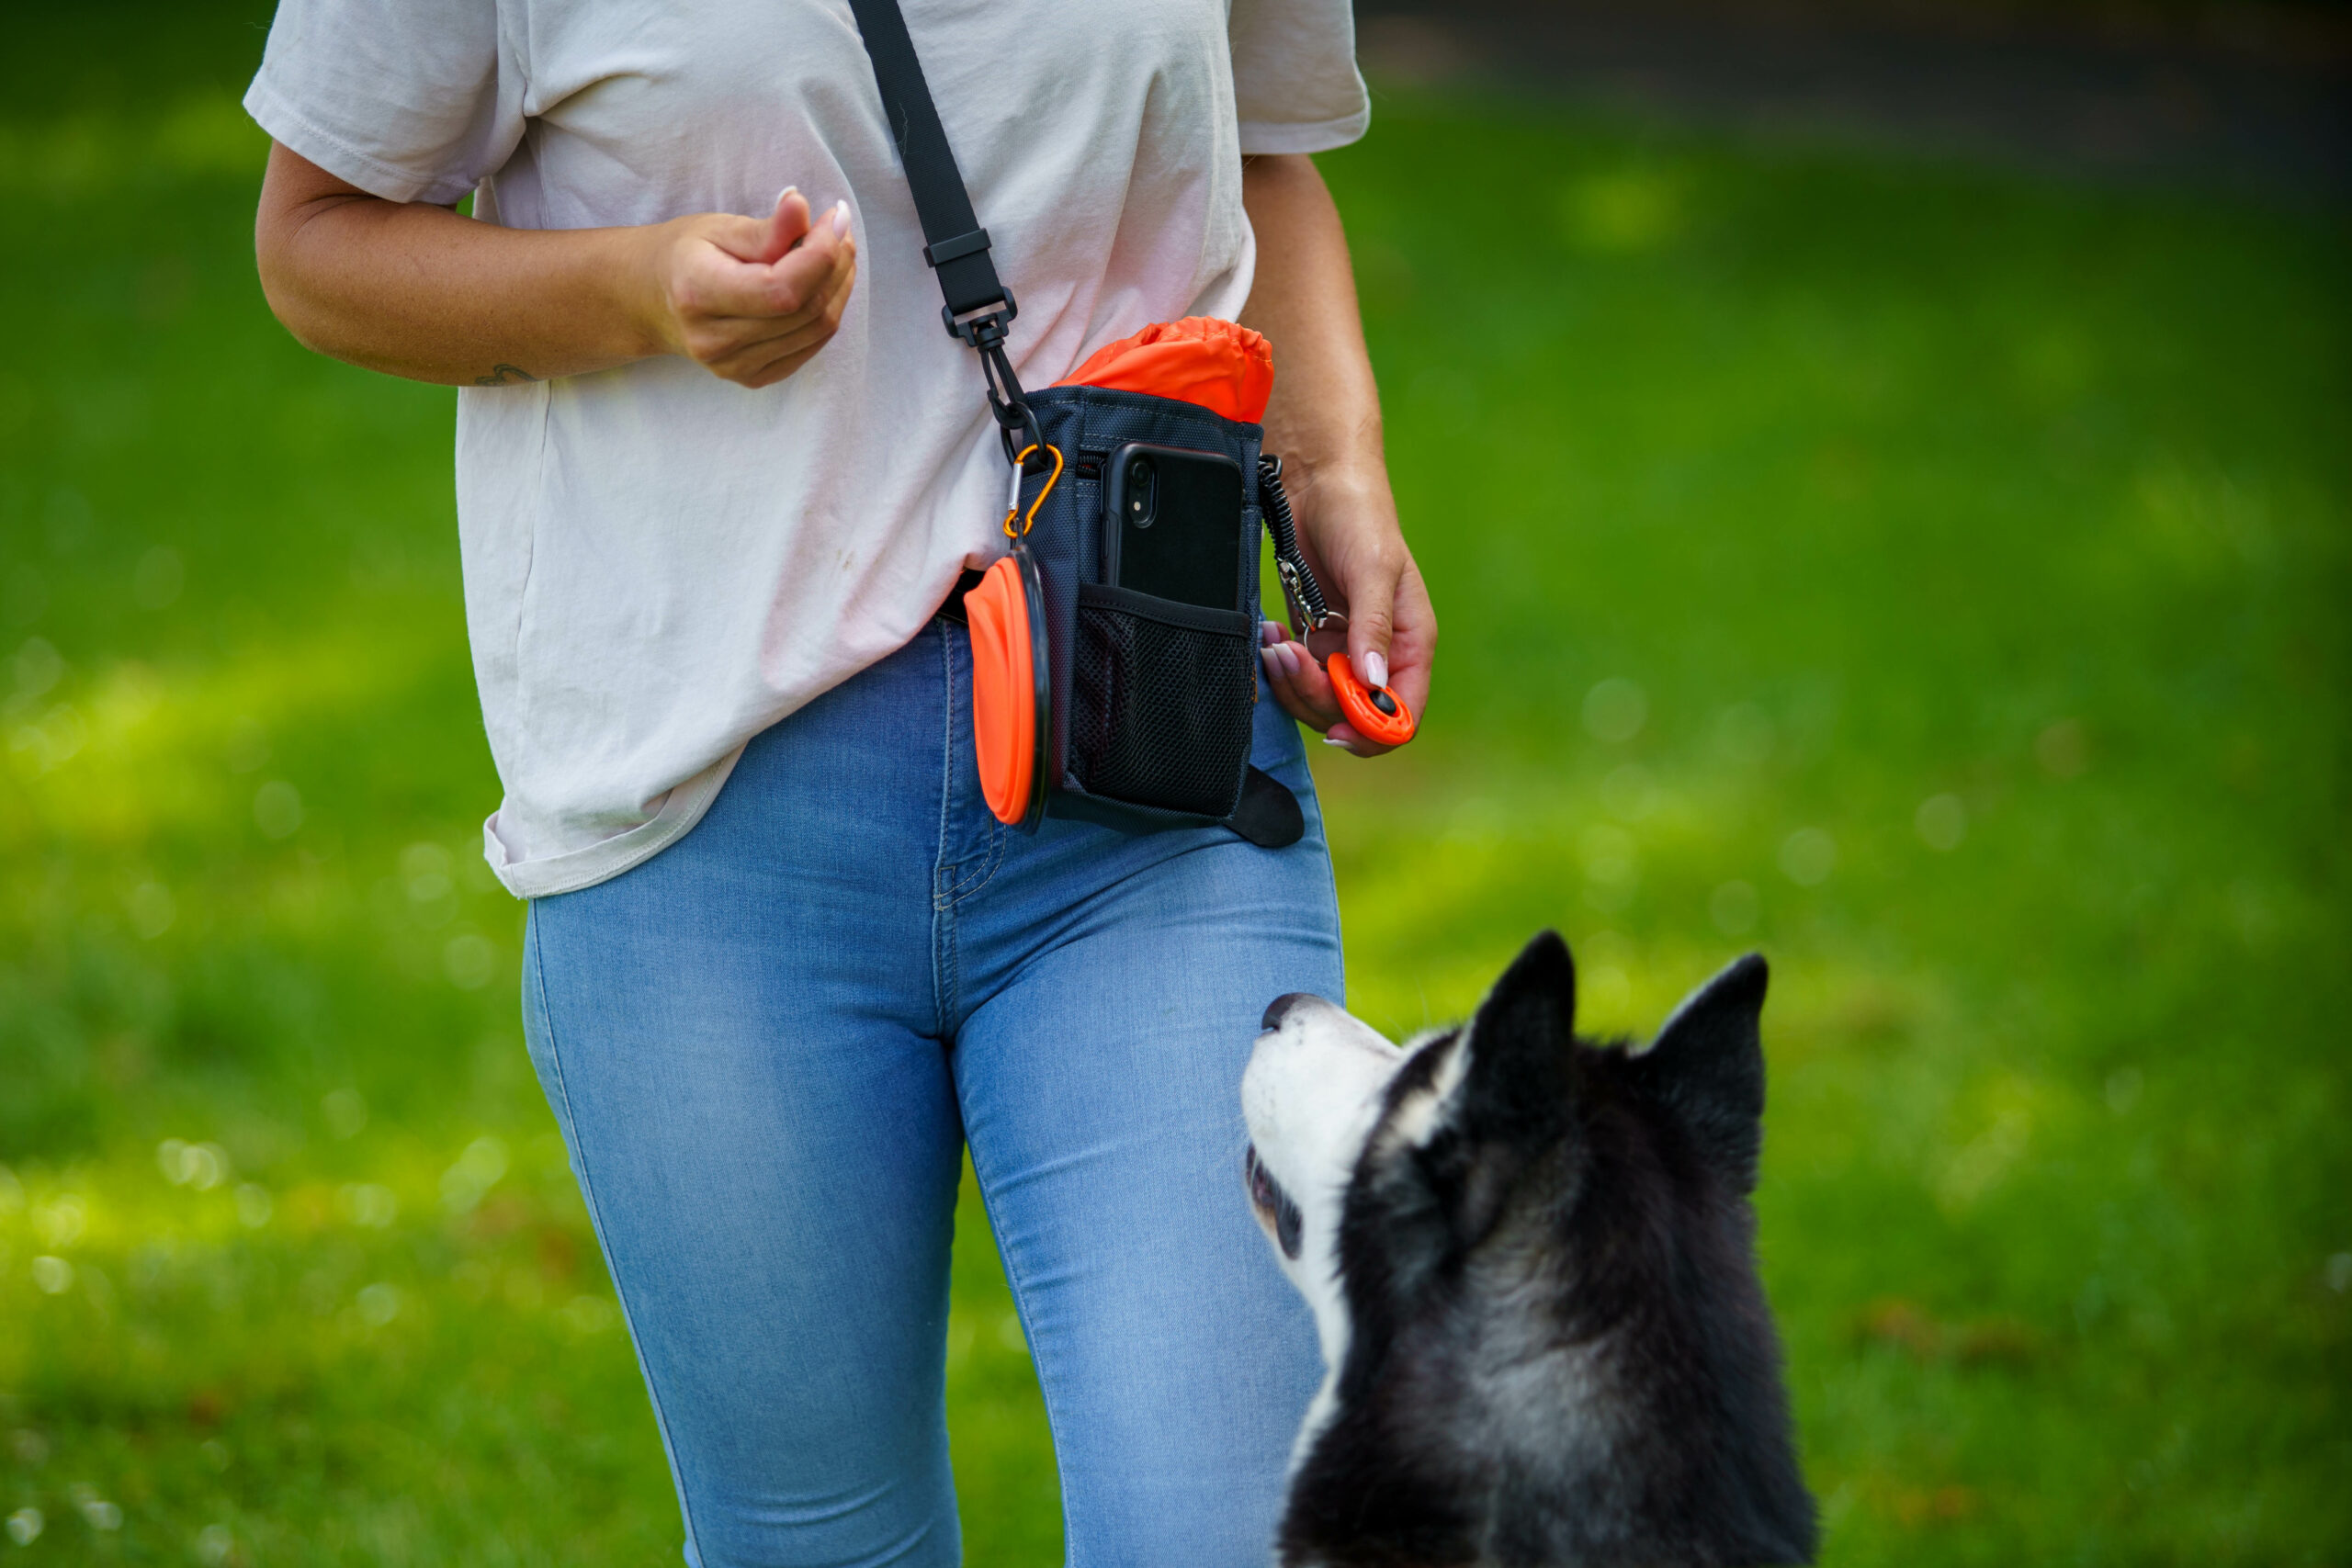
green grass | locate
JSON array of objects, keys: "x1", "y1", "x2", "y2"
[{"x1": 3, "y1": 7, "x2": 2346, "y2": 1562}]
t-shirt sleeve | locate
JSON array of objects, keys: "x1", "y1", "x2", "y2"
[
  {"x1": 243, "y1": 0, "x2": 524, "y2": 205},
  {"x1": 1228, "y1": 0, "x2": 1371, "y2": 156}
]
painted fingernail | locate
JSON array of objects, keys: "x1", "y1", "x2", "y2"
[
  {"x1": 1261, "y1": 620, "x2": 1283, "y2": 647},
  {"x1": 775, "y1": 186, "x2": 799, "y2": 209},
  {"x1": 1322, "y1": 737, "x2": 1351, "y2": 748},
  {"x1": 1363, "y1": 649, "x2": 1389, "y2": 689},
  {"x1": 831, "y1": 199, "x2": 851, "y2": 236}
]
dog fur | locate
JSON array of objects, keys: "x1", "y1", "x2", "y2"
[{"x1": 1241, "y1": 931, "x2": 1816, "y2": 1567}]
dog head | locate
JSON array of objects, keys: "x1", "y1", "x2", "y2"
[{"x1": 1243, "y1": 931, "x2": 1816, "y2": 1566}]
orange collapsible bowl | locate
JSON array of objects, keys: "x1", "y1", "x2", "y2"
[
  {"x1": 966, "y1": 546, "x2": 1051, "y2": 829},
  {"x1": 1327, "y1": 652, "x2": 1419, "y2": 748}
]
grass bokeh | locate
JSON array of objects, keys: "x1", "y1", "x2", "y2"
[{"x1": 3, "y1": 6, "x2": 2346, "y2": 1562}]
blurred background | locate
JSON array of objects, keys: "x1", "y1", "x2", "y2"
[{"x1": 2, "y1": 0, "x2": 2346, "y2": 1562}]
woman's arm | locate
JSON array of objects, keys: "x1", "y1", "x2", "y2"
[
  {"x1": 1239, "y1": 152, "x2": 1435, "y2": 756},
  {"x1": 253, "y1": 141, "x2": 857, "y2": 389}
]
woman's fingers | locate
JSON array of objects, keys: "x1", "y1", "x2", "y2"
[
  {"x1": 664, "y1": 209, "x2": 855, "y2": 385},
  {"x1": 1260, "y1": 626, "x2": 1343, "y2": 730},
  {"x1": 625, "y1": 198, "x2": 854, "y2": 383},
  {"x1": 737, "y1": 342, "x2": 824, "y2": 389},
  {"x1": 1279, "y1": 636, "x2": 1400, "y2": 758},
  {"x1": 1338, "y1": 548, "x2": 1406, "y2": 696},
  {"x1": 1261, "y1": 631, "x2": 1396, "y2": 757},
  {"x1": 697, "y1": 253, "x2": 856, "y2": 385},
  {"x1": 723, "y1": 303, "x2": 852, "y2": 387},
  {"x1": 696, "y1": 253, "x2": 854, "y2": 359},
  {"x1": 1316, "y1": 521, "x2": 1424, "y2": 706},
  {"x1": 1382, "y1": 560, "x2": 1437, "y2": 718},
  {"x1": 681, "y1": 223, "x2": 850, "y2": 323},
  {"x1": 750, "y1": 188, "x2": 814, "y2": 265},
  {"x1": 699, "y1": 186, "x2": 813, "y2": 266}
]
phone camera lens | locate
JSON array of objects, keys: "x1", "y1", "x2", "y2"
[{"x1": 1127, "y1": 457, "x2": 1155, "y2": 527}]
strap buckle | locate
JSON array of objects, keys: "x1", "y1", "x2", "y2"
[
  {"x1": 956, "y1": 299, "x2": 1039, "y2": 465},
  {"x1": 943, "y1": 289, "x2": 1019, "y2": 349}
]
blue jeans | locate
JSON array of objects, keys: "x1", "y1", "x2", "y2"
[{"x1": 521, "y1": 618, "x2": 1342, "y2": 1567}]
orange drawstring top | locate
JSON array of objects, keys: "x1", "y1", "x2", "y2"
[{"x1": 1054, "y1": 317, "x2": 1274, "y2": 423}]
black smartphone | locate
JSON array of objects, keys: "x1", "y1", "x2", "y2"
[{"x1": 1103, "y1": 444, "x2": 1246, "y2": 611}]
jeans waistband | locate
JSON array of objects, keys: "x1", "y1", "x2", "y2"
[{"x1": 933, "y1": 566, "x2": 989, "y2": 627}]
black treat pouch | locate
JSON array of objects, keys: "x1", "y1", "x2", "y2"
[{"x1": 1011, "y1": 386, "x2": 1300, "y2": 846}]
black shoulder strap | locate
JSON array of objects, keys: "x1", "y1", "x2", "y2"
[{"x1": 843, "y1": 0, "x2": 1034, "y2": 453}]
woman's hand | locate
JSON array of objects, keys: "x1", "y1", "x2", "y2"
[
  {"x1": 1258, "y1": 462, "x2": 1437, "y2": 755},
  {"x1": 629, "y1": 188, "x2": 858, "y2": 389}
]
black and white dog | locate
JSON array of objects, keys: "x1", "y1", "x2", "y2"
[{"x1": 1242, "y1": 931, "x2": 1816, "y2": 1566}]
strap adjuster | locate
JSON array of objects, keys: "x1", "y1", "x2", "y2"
[{"x1": 922, "y1": 227, "x2": 991, "y2": 267}]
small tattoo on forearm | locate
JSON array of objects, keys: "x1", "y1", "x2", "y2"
[{"x1": 475, "y1": 364, "x2": 540, "y2": 386}]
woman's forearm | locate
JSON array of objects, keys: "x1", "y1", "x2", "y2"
[
  {"x1": 256, "y1": 145, "x2": 651, "y2": 385},
  {"x1": 1238, "y1": 153, "x2": 1385, "y2": 504},
  {"x1": 254, "y1": 141, "x2": 855, "y2": 389},
  {"x1": 1240, "y1": 152, "x2": 1435, "y2": 750}
]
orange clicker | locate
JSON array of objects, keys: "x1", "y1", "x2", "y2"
[
  {"x1": 965, "y1": 545, "x2": 1050, "y2": 829},
  {"x1": 1327, "y1": 653, "x2": 1419, "y2": 749}
]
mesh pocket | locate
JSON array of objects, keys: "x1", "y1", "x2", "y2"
[{"x1": 1070, "y1": 585, "x2": 1255, "y2": 818}]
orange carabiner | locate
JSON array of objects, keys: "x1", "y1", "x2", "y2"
[{"x1": 1001, "y1": 443, "x2": 1064, "y2": 538}]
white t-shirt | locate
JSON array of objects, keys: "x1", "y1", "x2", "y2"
[{"x1": 243, "y1": 0, "x2": 1368, "y2": 897}]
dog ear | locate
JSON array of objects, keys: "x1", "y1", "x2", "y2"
[
  {"x1": 1460, "y1": 929, "x2": 1579, "y2": 1126},
  {"x1": 1634, "y1": 953, "x2": 1769, "y2": 1190},
  {"x1": 1415, "y1": 931, "x2": 1581, "y2": 1245}
]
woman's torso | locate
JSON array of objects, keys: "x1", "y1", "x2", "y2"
[{"x1": 245, "y1": 0, "x2": 1366, "y2": 894}]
